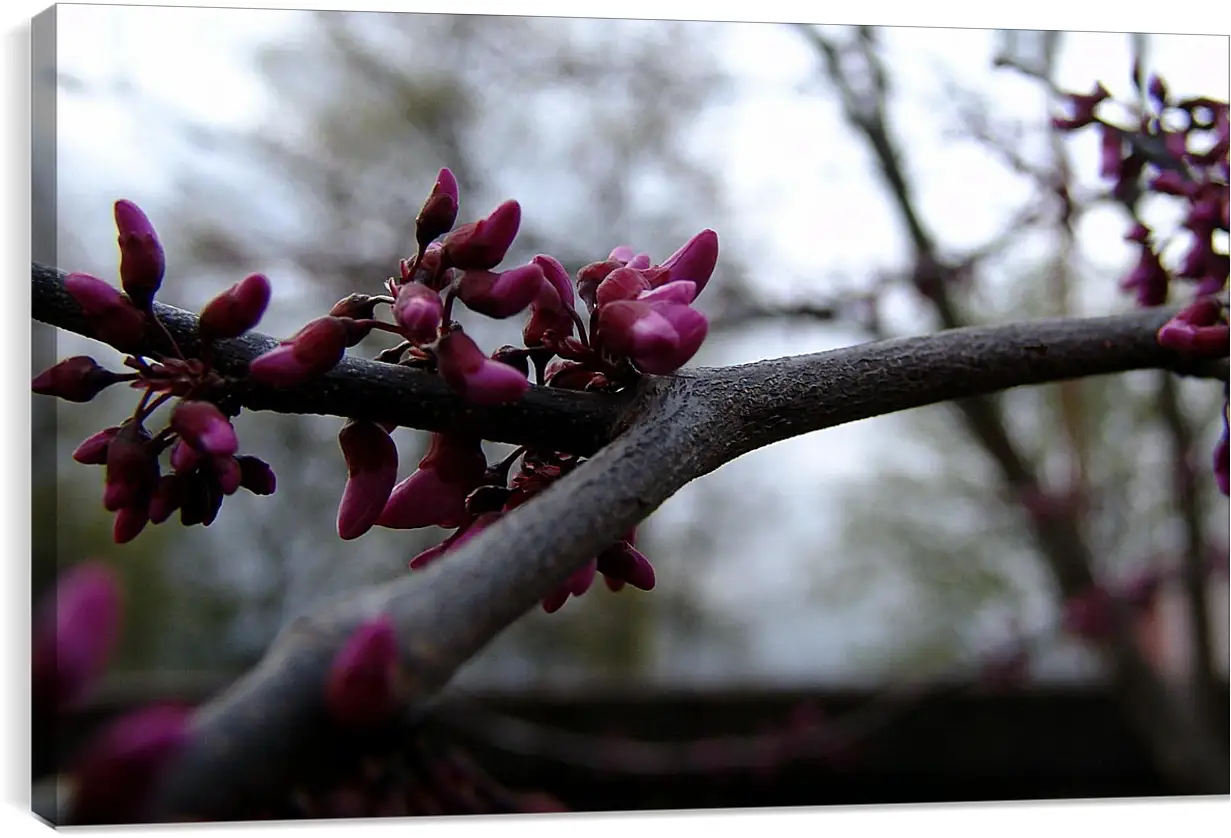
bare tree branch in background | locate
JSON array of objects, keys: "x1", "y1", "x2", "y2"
[{"x1": 790, "y1": 23, "x2": 1228, "y2": 794}]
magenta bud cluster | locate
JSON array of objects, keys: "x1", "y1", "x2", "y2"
[
  {"x1": 33, "y1": 563, "x2": 194, "y2": 824},
  {"x1": 1055, "y1": 77, "x2": 1229, "y2": 497},
  {"x1": 36, "y1": 200, "x2": 281, "y2": 542},
  {"x1": 43, "y1": 175, "x2": 722, "y2": 608}
]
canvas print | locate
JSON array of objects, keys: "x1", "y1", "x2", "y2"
[{"x1": 29, "y1": 4, "x2": 1230, "y2": 826}]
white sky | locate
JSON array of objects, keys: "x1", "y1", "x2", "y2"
[{"x1": 44, "y1": 5, "x2": 1231, "y2": 684}]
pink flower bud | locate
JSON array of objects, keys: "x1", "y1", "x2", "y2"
[
  {"x1": 326, "y1": 615, "x2": 399, "y2": 727},
  {"x1": 1051, "y1": 82, "x2": 1111, "y2": 131},
  {"x1": 456, "y1": 263, "x2": 546, "y2": 318},
  {"x1": 148, "y1": 475, "x2": 185, "y2": 524},
  {"x1": 1120, "y1": 245, "x2": 1169, "y2": 307},
  {"x1": 597, "y1": 540, "x2": 656, "y2": 591},
  {"x1": 213, "y1": 455, "x2": 243, "y2": 495},
  {"x1": 1149, "y1": 170, "x2": 1197, "y2": 197},
  {"x1": 171, "y1": 400, "x2": 239, "y2": 458},
  {"x1": 69, "y1": 703, "x2": 192, "y2": 825},
  {"x1": 1158, "y1": 297, "x2": 1229, "y2": 356},
  {"x1": 392, "y1": 282, "x2": 444, "y2": 344},
  {"x1": 542, "y1": 559, "x2": 598, "y2": 613},
  {"x1": 416, "y1": 167, "x2": 460, "y2": 248},
  {"x1": 441, "y1": 199, "x2": 521, "y2": 271},
  {"x1": 113, "y1": 200, "x2": 166, "y2": 309},
  {"x1": 198, "y1": 273, "x2": 271, "y2": 341},
  {"x1": 248, "y1": 316, "x2": 349, "y2": 386},
  {"x1": 73, "y1": 426, "x2": 120, "y2": 465},
  {"x1": 576, "y1": 259, "x2": 624, "y2": 309},
  {"x1": 169, "y1": 439, "x2": 200, "y2": 473},
  {"x1": 32, "y1": 562, "x2": 121, "y2": 711},
  {"x1": 596, "y1": 266, "x2": 654, "y2": 306},
  {"x1": 408, "y1": 512, "x2": 502, "y2": 570},
  {"x1": 113, "y1": 502, "x2": 150, "y2": 544},
  {"x1": 237, "y1": 455, "x2": 277, "y2": 495},
  {"x1": 637, "y1": 279, "x2": 698, "y2": 306},
  {"x1": 523, "y1": 303, "x2": 574, "y2": 348},
  {"x1": 436, "y1": 330, "x2": 530, "y2": 404},
  {"x1": 1099, "y1": 124, "x2": 1123, "y2": 181},
  {"x1": 378, "y1": 433, "x2": 486, "y2": 530},
  {"x1": 598, "y1": 299, "x2": 709, "y2": 374},
  {"x1": 336, "y1": 421, "x2": 399, "y2": 540},
  {"x1": 659, "y1": 229, "x2": 719, "y2": 295},
  {"x1": 532, "y1": 254, "x2": 575, "y2": 311},
  {"x1": 178, "y1": 472, "x2": 224, "y2": 527},
  {"x1": 64, "y1": 272, "x2": 148, "y2": 352},
  {"x1": 103, "y1": 422, "x2": 156, "y2": 512},
  {"x1": 32, "y1": 356, "x2": 122, "y2": 403},
  {"x1": 416, "y1": 242, "x2": 449, "y2": 290}
]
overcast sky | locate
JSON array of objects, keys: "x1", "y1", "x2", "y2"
[{"x1": 46, "y1": 7, "x2": 1230, "y2": 684}]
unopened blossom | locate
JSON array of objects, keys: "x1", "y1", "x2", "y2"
[
  {"x1": 639, "y1": 279, "x2": 699, "y2": 306},
  {"x1": 597, "y1": 298, "x2": 709, "y2": 374},
  {"x1": 73, "y1": 426, "x2": 120, "y2": 465},
  {"x1": 113, "y1": 503, "x2": 150, "y2": 545},
  {"x1": 436, "y1": 329, "x2": 530, "y2": 404},
  {"x1": 595, "y1": 266, "x2": 654, "y2": 306},
  {"x1": 103, "y1": 422, "x2": 156, "y2": 513},
  {"x1": 408, "y1": 511, "x2": 504, "y2": 570},
  {"x1": 170, "y1": 400, "x2": 239, "y2": 459},
  {"x1": 326, "y1": 615, "x2": 400, "y2": 727},
  {"x1": 416, "y1": 167, "x2": 460, "y2": 249},
  {"x1": 659, "y1": 229, "x2": 719, "y2": 295},
  {"x1": 236, "y1": 455, "x2": 277, "y2": 495},
  {"x1": 113, "y1": 200, "x2": 165, "y2": 310},
  {"x1": 393, "y1": 281, "x2": 444, "y2": 344},
  {"x1": 1120, "y1": 243, "x2": 1170, "y2": 307},
  {"x1": 542, "y1": 559, "x2": 598, "y2": 613},
  {"x1": 1051, "y1": 82, "x2": 1111, "y2": 130},
  {"x1": 1099, "y1": 124, "x2": 1124, "y2": 181},
  {"x1": 575, "y1": 259, "x2": 624, "y2": 309},
  {"x1": 523, "y1": 254, "x2": 576, "y2": 346},
  {"x1": 63, "y1": 272, "x2": 147, "y2": 352},
  {"x1": 378, "y1": 433, "x2": 487, "y2": 530},
  {"x1": 31, "y1": 561, "x2": 122, "y2": 712},
  {"x1": 336, "y1": 420, "x2": 399, "y2": 540},
  {"x1": 248, "y1": 315, "x2": 350, "y2": 386},
  {"x1": 596, "y1": 538, "x2": 656, "y2": 592},
  {"x1": 69, "y1": 703, "x2": 192, "y2": 825},
  {"x1": 148, "y1": 475, "x2": 186, "y2": 524},
  {"x1": 31, "y1": 356, "x2": 124, "y2": 403},
  {"x1": 213, "y1": 455, "x2": 243, "y2": 495},
  {"x1": 198, "y1": 273, "x2": 271, "y2": 341},
  {"x1": 1157, "y1": 297, "x2": 1229, "y2": 356},
  {"x1": 456, "y1": 263, "x2": 547, "y2": 319},
  {"x1": 442, "y1": 199, "x2": 521, "y2": 271}
]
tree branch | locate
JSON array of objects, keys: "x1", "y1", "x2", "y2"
[
  {"x1": 31, "y1": 259, "x2": 1226, "y2": 817},
  {"x1": 31, "y1": 261, "x2": 626, "y2": 457},
  {"x1": 795, "y1": 27, "x2": 1228, "y2": 793}
]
